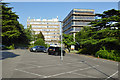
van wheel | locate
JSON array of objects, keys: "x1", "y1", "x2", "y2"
[
  {"x1": 48, "y1": 52, "x2": 51, "y2": 55},
  {"x1": 63, "y1": 53, "x2": 65, "y2": 56},
  {"x1": 55, "y1": 52, "x2": 58, "y2": 56},
  {"x1": 35, "y1": 50, "x2": 38, "y2": 52}
]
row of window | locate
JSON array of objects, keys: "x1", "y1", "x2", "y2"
[
  {"x1": 63, "y1": 22, "x2": 90, "y2": 31},
  {"x1": 45, "y1": 36, "x2": 59, "y2": 38},
  {"x1": 29, "y1": 22, "x2": 59, "y2": 24},
  {"x1": 64, "y1": 27, "x2": 82, "y2": 34},
  {"x1": 45, "y1": 39, "x2": 59, "y2": 41},
  {"x1": 45, "y1": 42, "x2": 59, "y2": 45},
  {"x1": 63, "y1": 16, "x2": 73, "y2": 26},
  {"x1": 74, "y1": 27, "x2": 82, "y2": 31},
  {"x1": 33, "y1": 29, "x2": 59, "y2": 31},
  {"x1": 74, "y1": 16, "x2": 95, "y2": 19},
  {"x1": 32, "y1": 26, "x2": 59, "y2": 28},
  {"x1": 73, "y1": 22, "x2": 90, "y2": 25},
  {"x1": 63, "y1": 16, "x2": 94, "y2": 27},
  {"x1": 42, "y1": 33, "x2": 59, "y2": 35},
  {"x1": 74, "y1": 10, "x2": 94, "y2": 13},
  {"x1": 63, "y1": 22, "x2": 72, "y2": 31},
  {"x1": 64, "y1": 28, "x2": 73, "y2": 34}
]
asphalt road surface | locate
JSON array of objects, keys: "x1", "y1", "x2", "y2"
[{"x1": 1, "y1": 49, "x2": 119, "y2": 80}]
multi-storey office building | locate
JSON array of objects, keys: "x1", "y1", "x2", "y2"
[
  {"x1": 62, "y1": 9, "x2": 95, "y2": 41},
  {"x1": 27, "y1": 17, "x2": 60, "y2": 45}
]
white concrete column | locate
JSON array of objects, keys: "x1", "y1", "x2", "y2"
[{"x1": 73, "y1": 33, "x2": 76, "y2": 42}]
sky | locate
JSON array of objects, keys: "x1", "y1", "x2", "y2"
[
  {"x1": 3, "y1": 0, "x2": 120, "y2": 2},
  {"x1": 5, "y1": 2, "x2": 119, "y2": 28}
]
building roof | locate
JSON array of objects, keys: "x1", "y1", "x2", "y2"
[{"x1": 63, "y1": 8, "x2": 95, "y2": 22}]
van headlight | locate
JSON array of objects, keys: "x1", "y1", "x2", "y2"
[{"x1": 33, "y1": 48, "x2": 36, "y2": 51}]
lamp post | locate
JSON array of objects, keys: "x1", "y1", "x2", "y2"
[{"x1": 59, "y1": 21, "x2": 63, "y2": 61}]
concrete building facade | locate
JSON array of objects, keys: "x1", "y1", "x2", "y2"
[
  {"x1": 27, "y1": 17, "x2": 60, "y2": 45},
  {"x1": 62, "y1": 9, "x2": 95, "y2": 41}
]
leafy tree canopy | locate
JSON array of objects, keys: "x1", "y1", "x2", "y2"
[
  {"x1": 34, "y1": 31, "x2": 45, "y2": 41},
  {"x1": 2, "y1": 3, "x2": 30, "y2": 46},
  {"x1": 62, "y1": 33, "x2": 75, "y2": 48},
  {"x1": 90, "y1": 9, "x2": 120, "y2": 30},
  {"x1": 34, "y1": 38, "x2": 47, "y2": 48},
  {"x1": 75, "y1": 9, "x2": 120, "y2": 61}
]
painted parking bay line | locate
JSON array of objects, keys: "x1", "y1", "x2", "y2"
[
  {"x1": 105, "y1": 71, "x2": 118, "y2": 80},
  {"x1": 67, "y1": 65, "x2": 99, "y2": 73},
  {"x1": 45, "y1": 65, "x2": 99, "y2": 78},
  {"x1": 17, "y1": 61, "x2": 83, "y2": 70},
  {"x1": 71, "y1": 72, "x2": 97, "y2": 78},
  {"x1": 15, "y1": 69, "x2": 47, "y2": 78}
]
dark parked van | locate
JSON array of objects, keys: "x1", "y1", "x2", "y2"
[{"x1": 48, "y1": 46, "x2": 65, "y2": 56}]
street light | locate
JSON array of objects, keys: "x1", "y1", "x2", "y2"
[{"x1": 59, "y1": 21, "x2": 63, "y2": 61}]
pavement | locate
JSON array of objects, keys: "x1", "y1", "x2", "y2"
[{"x1": 0, "y1": 49, "x2": 119, "y2": 80}]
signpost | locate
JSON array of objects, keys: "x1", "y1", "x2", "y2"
[{"x1": 59, "y1": 21, "x2": 63, "y2": 61}]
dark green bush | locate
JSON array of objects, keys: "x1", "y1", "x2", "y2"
[
  {"x1": 6, "y1": 44, "x2": 15, "y2": 49},
  {"x1": 95, "y1": 47, "x2": 120, "y2": 61},
  {"x1": 33, "y1": 38, "x2": 47, "y2": 48},
  {"x1": 75, "y1": 9, "x2": 120, "y2": 62},
  {"x1": 78, "y1": 48, "x2": 87, "y2": 54}
]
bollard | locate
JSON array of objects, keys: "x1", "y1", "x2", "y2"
[{"x1": 98, "y1": 55, "x2": 99, "y2": 58}]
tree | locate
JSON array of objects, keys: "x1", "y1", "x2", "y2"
[
  {"x1": 75, "y1": 9, "x2": 120, "y2": 61},
  {"x1": 62, "y1": 34, "x2": 75, "y2": 52},
  {"x1": 24, "y1": 25, "x2": 33, "y2": 42},
  {"x1": 89, "y1": 9, "x2": 120, "y2": 30},
  {"x1": 34, "y1": 31, "x2": 45, "y2": 41},
  {"x1": 2, "y1": 3, "x2": 20, "y2": 45},
  {"x1": 2, "y1": 3, "x2": 30, "y2": 46},
  {"x1": 34, "y1": 38, "x2": 47, "y2": 48}
]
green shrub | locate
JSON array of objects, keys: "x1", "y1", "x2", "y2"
[
  {"x1": 115, "y1": 57, "x2": 120, "y2": 62},
  {"x1": 34, "y1": 39, "x2": 47, "y2": 47},
  {"x1": 95, "y1": 47, "x2": 120, "y2": 61},
  {"x1": 6, "y1": 44, "x2": 15, "y2": 49},
  {"x1": 29, "y1": 39, "x2": 48, "y2": 48},
  {"x1": 78, "y1": 49, "x2": 83, "y2": 54},
  {"x1": 96, "y1": 49, "x2": 107, "y2": 58},
  {"x1": 78, "y1": 48, "x2": 88, "y2": 54},
  {"x1": 29, "y1": 44, "x2": 35, "y2": 49}
]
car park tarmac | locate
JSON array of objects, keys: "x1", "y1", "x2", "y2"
[{"x1": 1, "y1": 49, "x2": 119, "y2": 80}]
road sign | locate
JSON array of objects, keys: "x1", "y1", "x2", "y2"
[{"x1": 71, "y1": 45, "x2": 75, "y2": 50}]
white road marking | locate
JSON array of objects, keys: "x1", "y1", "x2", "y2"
[
  {"x1": 117, "y1": 63, "x2": 118, "y2": 66},
  {"x1": 105, "y1": 71, "x2": 118, "y2": 80},
  {"x1": 37, "y1": 61, "x2": 83, "y2": 68},
  {"x1": 16, "y1": 61, "x2": 83, "y2": 70},
  {"x1": 18, "y1": 67, "x2": 36, "y2": 70},
  {"x1": 71, "y1": 72, "x2": 97, "y2": 78},
  {"x1": 15, "y1": 69, "x2": 46, "y2": 77},
  {"x1": 46, "y1": 72, "x2": 66, "y2": 78},
  {"x1": 66, "y1": 63, "x2": 72, "y2": 64},
  {"x1": 15, "y1": 62, "x2": 43, "y2": 68},
  {"x1": 46, "y1": 65, "x2": 99, "y2": 78},
  {"x1": 24, "y1": 63, "x2": 43, "y2": 67},
  {"x1": 16, "y1": 61, "x2": 84, "y2": 73},
  {"x1": 92, "y1": 58, "x2": 118, "y2": 66},
  {"x1": 67, "y1": 65, "x2": 99, "y2": 73},
  {"x1": 28, "y1": 61, "x2": 38, "y2": 62}
]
